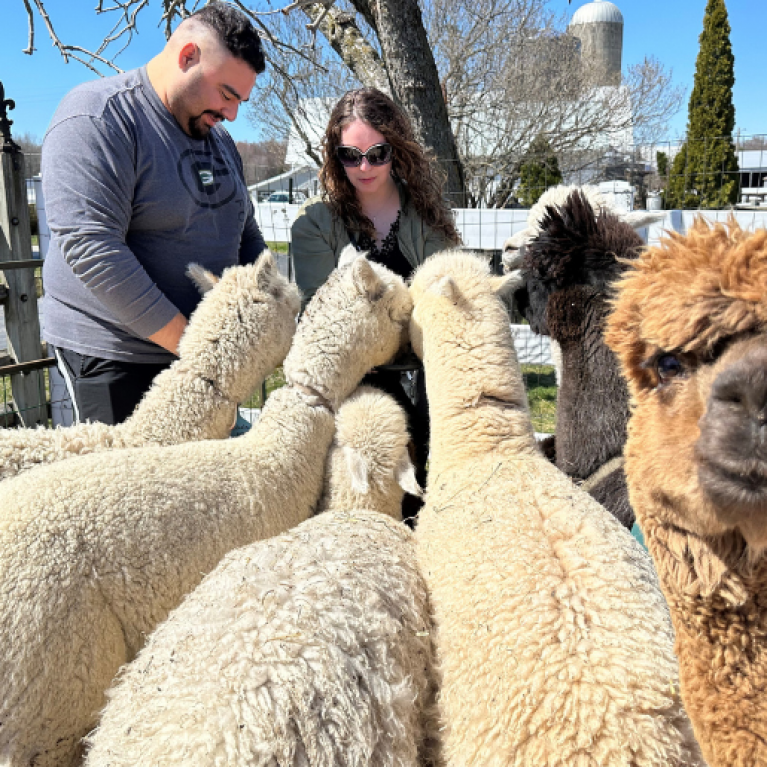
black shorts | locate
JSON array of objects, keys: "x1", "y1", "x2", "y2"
[{"x1": 53, "y1": 347, "x2": 172, "y2": 426}]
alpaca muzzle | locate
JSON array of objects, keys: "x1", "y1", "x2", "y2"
[{"x1": 696, "y1": 339, "x2": 767, "y2": 514}]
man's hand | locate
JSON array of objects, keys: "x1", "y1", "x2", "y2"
[{"x1": 148, "y1": 312, "x2": 188, "y2": 356}]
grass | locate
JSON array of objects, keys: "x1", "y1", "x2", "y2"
[
  {"x1": 242, "y1": 366, "x2": 286, "y2": 410},
  {"x1": 266, "y1": 241, "x2": 289, "y2": 255},
  {"x1": 522, "y1": 363, "x2": 558, "y2": 434}
]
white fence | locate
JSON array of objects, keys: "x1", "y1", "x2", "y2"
[
  {"x1": 254, "y1": 201, "x2": 767, "y2": 251},
  {"x1": 13, "y1": 200, "x2": 767, "y2": 363}
]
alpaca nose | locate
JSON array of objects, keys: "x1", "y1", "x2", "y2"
[{"x1": 710, "y1": 345, "x2": 767, "y2": 435}]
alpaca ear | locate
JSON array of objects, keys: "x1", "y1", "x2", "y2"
[
  {"x1": 623, "y1": 211, "x2": 665, "y2": 231},
  {"x1": 186, "y1": 263, "x2": 219, "y2": 295},
  {"x1": 255, "y1": 250, "x2": 277, "y2": 289},
  {"x1": 491, "y1": 271, "x2": 525, "y2": 297},
  {"x1": 429, "y1": 275, "x2": 460, "y2": 302},
  {"x1": 339, "y1": 243, "x2": 364, "y2": 270},
  {"x1": 395, "y1": 451, "x2": 423, "y2": 498},
  {"x1": 503, "y1": 229, "x2": 530, "y2": 255},
  {"x1": 352, "y1": 258, "x2": 385, "y2": 300},
  {"x1": 344, "y1": 446, "x2": 370, "y2": 494}
]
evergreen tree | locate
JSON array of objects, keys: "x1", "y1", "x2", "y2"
[
  {"x1": 656, "y1": 151, "x2": 669, "y2": 179},
  {"x1": 666, "y1": 0, "x2": 739, "y2": 209},
  {"x1": 517, "y1": 134, "x2": 563, "y2": 207}
]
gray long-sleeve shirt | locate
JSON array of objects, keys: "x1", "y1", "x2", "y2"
[{"x1": 41, "y1": 66, "x2": 265, "y2": 363}]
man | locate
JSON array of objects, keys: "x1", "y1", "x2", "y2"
[{"x1": 41, "y1": 2, "x2": 266, "y2": 424}]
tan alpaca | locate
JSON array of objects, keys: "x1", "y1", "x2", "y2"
[
  {"x1": 316, "y1": 384, "x2": 422, "y2": 520},
  {"x1": 606, "y1": 218, "x2": 767, "y2": 767},
  {"x1": 84, "y1": 387, "x2": 434, "y2": 767},
  {"x1": 410, "y1": 250, "x2": 702, "y2": 767}
]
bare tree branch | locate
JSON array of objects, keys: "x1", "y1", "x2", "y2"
[{"x1": 299, "y1": 3, "x2": 389, "y2": 92}]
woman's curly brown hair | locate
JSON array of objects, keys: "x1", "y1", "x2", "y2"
[{"x1": 319, "y1": 88, "x2": 460, "y2": 244}]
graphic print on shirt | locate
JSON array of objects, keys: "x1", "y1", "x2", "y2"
[{"x1": 177, "y1": 147, "x2": 239, "y2": 210}]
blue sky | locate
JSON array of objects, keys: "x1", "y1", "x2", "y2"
[{"x1": 1, "y1": 0, "x2": 765, "y2": 145}]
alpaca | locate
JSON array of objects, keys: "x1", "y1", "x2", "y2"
[
  {"x1": 605, "y1": 218, "x2": 767, "y2": 767},
  {"x1": 0, "y1": 256, "x2": 412, "y2": 767},
  {"x1": 316, "y1": 384, "x2": 422, "y2": 520},
  {"x1": 410, "y1": 250, "x2": 703, "y2": 766},
  {"x1": 84, "y1": 388, "x2": 436, "y2": 767},
  {"x1": 502, "y1": 184, "x2": 662, "y2": 393},
  {"x1": 517, "y1": 191, "x2": 646, "y2": 529},
  {"x1": 0, "y1": 252, "x2": 298, "y2": 480}
]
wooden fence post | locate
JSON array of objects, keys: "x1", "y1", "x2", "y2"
[{"x1": 0, "y1": 81, "x2": 47, "y2": 426}]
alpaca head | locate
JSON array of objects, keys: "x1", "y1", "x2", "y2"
[
  {"x1": 502, "y1": 184, "x2": 661, "y2": 274},
  {"x1": 317, "y1": 385, "x2": 421, "y2": 520},
  {"x1": 520, "y1": 190, "x2": 644, "y2": 337},
  {"x1": 179, "y1": 252, "x2": 301, "y2": 402},
  {"x1": 606, "y1": 219, "x2": 767, "y2": 550},
  {"x1": 409, "y1": 250, "x2": 527, "y2": 439},
  {"x1": 409, "y1": 249, "x2": 517, "y2": 360},
  {"x1": 284, "y1": 254, "x2": 413, "y2": 409}
]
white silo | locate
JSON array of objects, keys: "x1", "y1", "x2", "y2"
[{"x1": 568, "y1": 0, "x2": 624, "y2": 86}]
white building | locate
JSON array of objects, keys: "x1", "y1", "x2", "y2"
[{"x1": 264, "y1": 1, "x2": 637, "y2": 202}]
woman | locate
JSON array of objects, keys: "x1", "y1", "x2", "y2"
[
  {"x1": 291, "y1": 87, "x2": 461, "y2": 519},
  {"x1": 291, "y1": 87, "x2": 460, "y2": 305}
]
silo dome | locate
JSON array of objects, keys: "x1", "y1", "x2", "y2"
[
  {"x1": 571, "y1": 0, "x2": 623, "y2": 26},
  {"x1": 568, "y1": 0, "x2": 624, "y2": 86}
]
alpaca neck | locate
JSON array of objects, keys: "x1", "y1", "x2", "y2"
[
  {"x1": 645, "y1": 520, "x2": 767, "y2": 766},
  {"x1": 422, "y1": 307, "x2": 538, "y2": 467},
  {"x1": 284, "y1": 353, "x2": 381, "y2": 411},
  {"x1": 120, "y1": 364, "x2": 236, "y2": 445},
  {"x1": 555, "y1": 308, "x2": 629, "y2": 478},
  {"x1": 240, "y1": 384, "x2": 336, "y2": 495}
]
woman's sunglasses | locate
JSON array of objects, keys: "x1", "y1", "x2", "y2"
[{"x1": 336, "y1": 143, "x2": 393, "y2": 168}]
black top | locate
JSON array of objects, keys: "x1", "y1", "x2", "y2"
[{"x1": 353, "y1": 210, "x2": 413, "y2": 281}]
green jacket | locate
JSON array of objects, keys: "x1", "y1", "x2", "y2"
[{"x1": 291, "y1": 186, "x2": 453, "y2": 307}]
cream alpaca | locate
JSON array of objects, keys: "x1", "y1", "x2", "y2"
[
  {"x1": 316, "y1": 384, "x2": 422, "y2": 520},
  {"x1": 605, "y1": 219, "x2": 767, "y2": 767},
  {"x1": 0, "y1": 253, "x2": 297, "y2": 481},
  {"x1": 85, "y1": 387, "x2": 435, "y2": 767},
  {"x1": 0, "y1": 257, "x2": 412, "y2": 767},
  {"x1": 410, "y1": 250, "x2": 703, "y2": 767}
]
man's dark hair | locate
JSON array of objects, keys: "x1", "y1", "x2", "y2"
[{"x1": 191, "y1": 2, "x2": 265, "y2": 74}]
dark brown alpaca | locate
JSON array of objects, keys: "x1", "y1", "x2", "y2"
[{"x1": 516, "y1": 190, "x2": 644, "y2": 529}]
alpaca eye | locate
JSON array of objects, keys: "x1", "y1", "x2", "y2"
[{"x1": 657, "y1": 354, "x2": 684, "y2": 383}]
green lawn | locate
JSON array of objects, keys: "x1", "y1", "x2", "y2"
[
  {"x1": 522, "y1": 364, "x2": 557, "y2": 434},
  {"x1": 242, "y1": 366, "x2": 286, "y2": 410},
  {"x1": 266, "y1": 241, "x2": 289, "y2": 255}
]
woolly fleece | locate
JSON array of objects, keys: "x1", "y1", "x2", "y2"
[
  {"x1": 85, "y1": 385, "x2": 433, "y2": 767},
  {"x1": 0, "y1": 252, "x2": 300, "y2": 481},
  {"x1": 83, "y1": 511, "x2": 435, "y2": 767},
  {"x1": 501, "y1": 184, "x2": 661, "y2": 270},
  {"x1": 0, "y1": 256, "x2": 412, "y2": 767},
  {"x1": 410, "y1": 250, "x2": 703, "y2": 767}
]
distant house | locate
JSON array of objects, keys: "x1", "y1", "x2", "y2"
[{"x1": 248, "y1": 165, "x2": 320, "y2": 203}]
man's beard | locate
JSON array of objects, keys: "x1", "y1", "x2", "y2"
[{"x1": 188, "y1": 110, "x2": 225, "y2": 140}]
